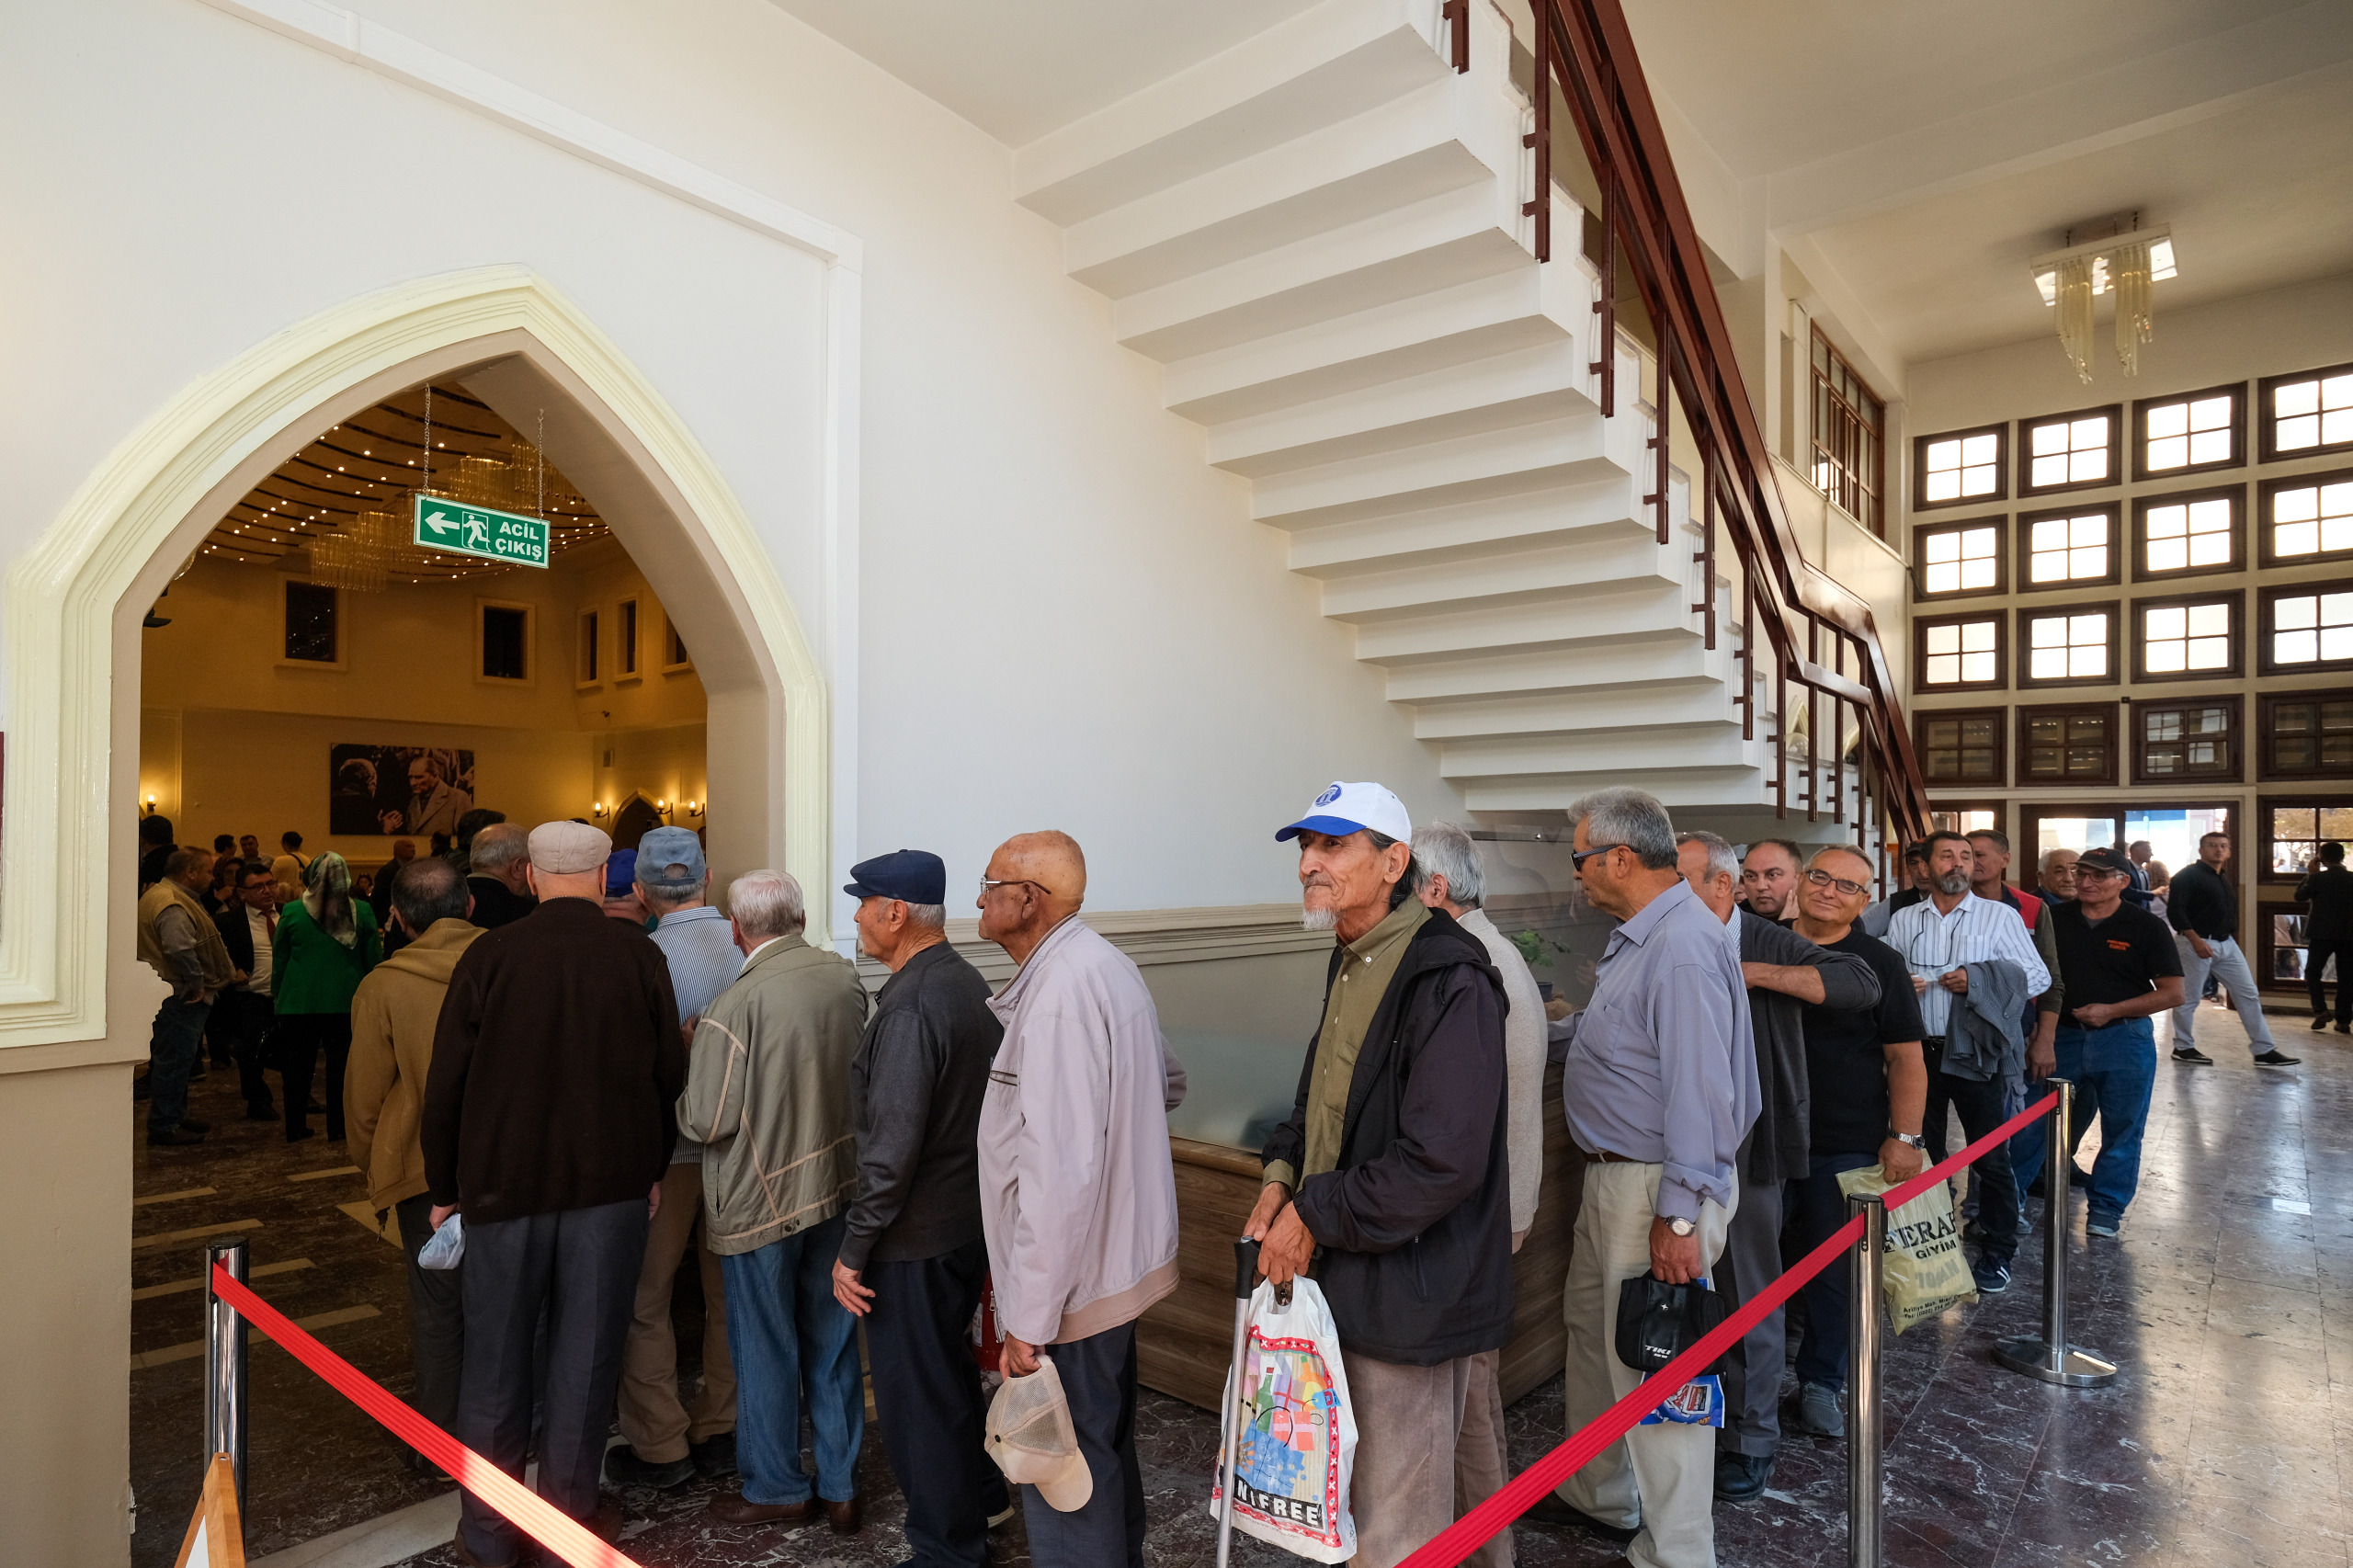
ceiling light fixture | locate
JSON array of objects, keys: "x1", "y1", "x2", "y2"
[{"x1": 2030, "y1": 212, "x2": 2176, "y2": 383}]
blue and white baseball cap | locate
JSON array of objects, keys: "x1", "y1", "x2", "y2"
[{"x1": 1275, "y1": 780, "x2": 1413, "y2": 844}]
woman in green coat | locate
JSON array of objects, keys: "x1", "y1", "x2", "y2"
[{"x1": 272, "y1": 850, "x2": 379, "y2": 1143}]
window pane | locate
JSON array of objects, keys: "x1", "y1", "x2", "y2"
[
  {"x1": 483, "y1": 607, "x2": 528, "y2": 680},
  {"x1": 284, "y1": 581, "x2": 337, "y2": 664}
]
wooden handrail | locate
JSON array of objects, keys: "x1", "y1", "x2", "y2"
[{"x1": 1498, "y1": 0, "x2": 1930, "y2": 847}]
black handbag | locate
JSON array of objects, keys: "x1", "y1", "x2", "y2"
[{"x1": 1614, "y1": 1272, "x2": 1730, "y2": 1378}]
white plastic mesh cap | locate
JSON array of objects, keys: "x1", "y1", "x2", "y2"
[{"x1": 984, "y1": 1358, "x2": 1093, "y2": 1510}]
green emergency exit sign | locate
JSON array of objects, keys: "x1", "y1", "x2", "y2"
[{"x1": 413, "y1": 494, "x2": 551, "y2": 569}]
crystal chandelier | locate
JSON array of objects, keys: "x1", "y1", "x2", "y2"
[{"x1": 2030, "y1": 215, "x2": 2176, "y2": 383}]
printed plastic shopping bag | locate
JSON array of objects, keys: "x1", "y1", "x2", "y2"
[
  {"x1": 1204, "y1": 1277, "x2": 1358, "y2": 1562},
  {"x1": 416, "y1": 1212, "x2": 464, "y2": 1270},
  {"x1": 1837, "y1": 1165, "x2": 1978, "y2": 1333},
  {"x1": 1620, "y1": 1273, "x2": 1727, "y2": 1428}
]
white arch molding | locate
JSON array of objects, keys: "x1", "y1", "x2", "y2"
[{"x1": 0, "y1": 266, "x2": 835, "y2": 1059}]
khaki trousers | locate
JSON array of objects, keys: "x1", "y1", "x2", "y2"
[
  {"x1": 1450, "y1": 1347, "x2": 1514, "y2": 1568},
  {"x1": 1554, "y1": 1161, "x2": 1733, "y2": 1568},
  {"x1": 615, "y1": 1161, "x2": 735, "y2": 1461},
  {"x1": 1343, "y1": 1350, "x2": 1473, "y2": 1568}
]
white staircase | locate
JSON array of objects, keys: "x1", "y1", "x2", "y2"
[{"x1": 1017, "y1": 0, "x2": 1800, "y2": 816}]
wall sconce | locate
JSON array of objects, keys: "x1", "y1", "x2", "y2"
[
  {"x1": 592, "y1": 801, "x2": 608, "y2": 819},
  {"x1": 144, "y1": 794, "x2": 157, "y2": 816},
  {"x1": 685, "y1": 801, "x2": 704, "y2": 819},
  {"x1": 655, "y1": 799, "x2": 670, "y2": 820}
]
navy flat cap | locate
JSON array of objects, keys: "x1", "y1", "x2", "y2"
[{"x1": 843, "y1": 848, "x2": 947, "y2": 905}]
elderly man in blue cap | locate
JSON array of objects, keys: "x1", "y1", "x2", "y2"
[
  {"x1": 606, "y1": 826, "x2": 744, "y2": 1489},
  {"x1": 829, "y1": 849, "x2": 1011, "y2": 1567}
]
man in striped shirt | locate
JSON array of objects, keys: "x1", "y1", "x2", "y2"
[{"x1": 1885, "y1": 832, "x2": 2050, "y2": 1296}]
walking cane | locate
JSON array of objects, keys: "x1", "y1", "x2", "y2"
[{"x1": 1217, "y1": 1235, "x2": 1261, "y2": 1568}]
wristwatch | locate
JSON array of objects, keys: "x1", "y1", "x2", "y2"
[
  {"x1": 1665, "y1": 1216, "x2": 1696, "y2": 1237},
  {"x1": 1889, "y1": 1131, "x2": 1926, "y2": 1149}
]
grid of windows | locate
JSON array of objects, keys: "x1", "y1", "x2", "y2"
[
  {"x1": 2021, "y1": 407, "x2": 2118, "y2": 494},
  {"x1": 1919, "y1": 615, "x2": 2003, "y2": 688},
  {"x1": 2024, "y1": 508, "x2": 2111, "y2": 585},
  {"x1": 1916, "y1": 710, "x2": 2003, "y2": 783},
  {"x1": 2137, "y1": 700, "x2": 2238, "y2": 782},
  {"x1": 2018, "y1": 704, "x2": 2117, "y2": 785},
  {"x1": 2139, "y1": 389, "x2": 2240, "y2": 477},
  {"x1": 1917, "y1": 427, "x2": 2004, "y2": 507},
  {"x1": 2022, "y1": 606, "x2": 2113, "y2": 684},
  {"x1": 2137, "y1": 595, "x2": 2239, "y2": 679},
  {"x1": 2266, "y1": 472, "x2": 2353, "y2": 564},
  {"x1": 2261, "y1": 691, "x2": 2353, "y2": 780},
  {"x1": 2266, "y1": 363, "x2": 2353, "y2": 459},
  {"x1": 2269, "y1": 801, "x2": 2353, "y2": 878},
  {"x1": 1918, "y1": 521, "x2": 2001, "y2": 597},
  {"x1": 1811, "y1": 328, "x2": 1884, "y2": 537}
]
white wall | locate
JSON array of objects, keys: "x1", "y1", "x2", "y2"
[{"x1": 0, "y1": 0, "x2": 1459, "y2": 927}]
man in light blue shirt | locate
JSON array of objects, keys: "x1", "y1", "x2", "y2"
[
  {"x1": 1529, "y1": 788, "x2": 1756, "y2": 1568},
  {"x1": 607, "y1": 826, "x2": 745, "y2": 1488}
]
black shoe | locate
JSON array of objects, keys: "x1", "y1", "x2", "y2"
[
  {"x1": 1520, "y1": 1493, "x2": 1639, "y2": 1542},
  {"x1": 307, "y1": 1097, "x2": 327, "y2": 1114},
  {"x1": 1972, "y1": 1257, "x2": 2011, "y2": 1294},
  {"x1": 2255, "y1": 1050, "x2": 2302, "y2": 1067},
  {"x1": 1714, "y1": 1450, "x2": 1774, "y2": 1501},
  {"x1": 689, "y1": 1433, "x2": 737, "y2": 1481},
  {"x1": 187, "y1": 1064, "x2": 208, "y2": 1082},
  {"x1": 2337, "y1": 1023, "x2": 2350, "y2": 1036},
  {"x1": 146, "y1": 1125, "x2": 207, "y2": 1146},
  {"x1": 176, "y1": 1117, "x2": 210, "y2": 1134},
  {"x1": 2316, "y1": 1016, "x2": 2335, "y2": 1031},
  {"x1": 604, "y1": 1447, "x2": 696, "y2": 1489},
  {"x1": 2173, "y1": 1046, "x2": 2213, "y2": 1065},
  {"x1": 244, "y1": 1102, "x2": 277, "y2": 1122},
  {"x1": 286, "y1": 1127, "x2": 316, "y2": 1143}
]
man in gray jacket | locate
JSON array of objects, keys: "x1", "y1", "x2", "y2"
[
  {"x1": 1676, "y1": 832, "x2": 1879, "y2": 1501},
  {"x1": 975, "y1": 831, "x2": 1185, "y2": 1568},
  {"x1": 676, "y1": 870, "x2": 870, "y2": 1534}
]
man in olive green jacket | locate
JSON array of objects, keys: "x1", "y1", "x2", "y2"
[{"x1": 676, "y1": 870, "x2": 870, "y2": 1531}]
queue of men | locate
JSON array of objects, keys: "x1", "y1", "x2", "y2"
[{"x1": 146, "y1": 786, "x2": 2305, "y2": 1568}]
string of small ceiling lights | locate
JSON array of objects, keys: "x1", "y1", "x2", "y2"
[{"x1": 196, "y1": 382, "x2": 608, "y2": 586}]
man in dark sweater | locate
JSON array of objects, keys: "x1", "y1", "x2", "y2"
[
  {"x1": 422, "y1": 820, "x2": 685, "y2": 1566},
  {"x1": 2165, "y1": 831, "x2": 2296, "y2": 1067},
  {"x1": 462, "y1": 823, "x2": 540, "y2": 932},
  {"x1": 829, "y1": 850, "x2": 1009, "y2": 1568},
  {"x1": 2296, "y1": 841, "x2": 2353, "y2": 1033}
]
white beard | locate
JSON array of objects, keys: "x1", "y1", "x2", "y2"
[{"x1": 1301, "y1": 903, "x2": 1338, "y2": 932}]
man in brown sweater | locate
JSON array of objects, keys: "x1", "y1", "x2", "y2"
[
  {"x1": 421, "y1": 822, "x2": 686, "y2": 1565},
  {"x1": 345, "y1": 857, "x2": 483, "y2": 1457}
]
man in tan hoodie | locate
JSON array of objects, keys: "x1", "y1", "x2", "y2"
[{"x1": 346, "y1": 855, "x2": 483, "y2": 1445}]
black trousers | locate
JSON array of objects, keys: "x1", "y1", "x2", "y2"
[
  {"x1": 2308, "y1": 936, "x2": 2353, "y2": 1027},
  {"x1": 864, "y1": 1239, "x2": 1006, "y2": 1567},
  {"x1": 395, "y1": 1194, "x2": 466, "y2": 1433},
  {"x1": 212, "y1": 990, "x2": 278, "y2": 1112},
  {"x1": 1923, "y1": 1037, "x2": 2018, "y2": 1264},
  {"x1": 276, "y1": 1013, "x2": 351, "y2": 1141},
  {"x1": 457, "y1": 1198, "x2": 645, "y2": 1564},
  {"x1": 1019, "y1": 1321, "x2": 1145, "y2": 1568}
]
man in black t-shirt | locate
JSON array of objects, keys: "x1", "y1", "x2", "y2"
[
  {"x1": 1783, "y1": 845, "x2": 1926, "y2": 1440},
  {"x1": 2011, "y1": 846, "x2": 2185, "y2": 1239}
]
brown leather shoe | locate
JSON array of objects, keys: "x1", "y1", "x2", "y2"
[
  {"x1": 825, "y1": 1494, "x2": 861, "y2": 1535},
  {"x1": 706, "y1": 1492, "x2": 819, "y2": 1526}
]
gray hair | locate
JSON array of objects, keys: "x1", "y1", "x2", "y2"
[
  {"x1": 1411, "y1": 821, "x2": 1485, "y2": 909},
  {"x1": 1567, "y1": 787, "x2": 1677, "y2": 870},
  {"x1": 903, "y1": 902, "x2": 947, "y2": 929},
  {"x1": 728, "y1": 869, "x2": 806, "y2": 940},
  {"x1": 470, "y1": 822, "x2": 529, "y2": 873},
  {"x1": 391, "y1": 856, "x2": 470, "y2": 928},
  {"x1": 2040, "y1": 848, "x2": 2077, "y2": 870},
  {"x1": 1676, "y1": 830, "x2": 1740, "y2": 885}
]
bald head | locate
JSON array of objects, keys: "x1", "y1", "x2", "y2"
[{"x1": 977, "y1": 830, "x2": 1088, "y2": 963}]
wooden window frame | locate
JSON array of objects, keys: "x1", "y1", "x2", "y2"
[
  {"x1": 2257, "y1": 359, "x2": 2353, "y2": 464},
  {"x1": 2015, "y1": 700, "x2": 2121, "y2": 789},
  {"x1": 1927, "y1": 799, "x2": 2009, "y2": 836},
  {"x1": 2131, "y1": 588, "x2": 2245, "y2": 684},
  {"x1": 278, "y1": 576, "x2": 345, "y2": 670},
  {"x1": 2258, "y1": 576, "x2": 2353, "y2": 677},
  {"x1": 2017, "y1": 598, "x2": 2121, "y2": 689},
  {"x1": 2257, "y1": 465, "x2": 2353, "y2": 570},
  {"x1": 1911, "y1": 516, "x2": 2007, "y2": 602},
  {"x1": 2131, "y1": 381, "x2": 2246, "y2": 483},
  {"x1": 1913, "y1": 610, "x2": 2007, "y2": 694},
  {"x1": 2258, "y1": 793, "x2": 2353, "y2": 888},
  {"x1": 615, "y1": 596, "x2": 641, "y2": 680},
  {"x1": 575, "y1": 606, "x2": 601, "y2": 688},
  {"x1": 2131, "y1": 693, "x2": 2244, "y2": 786},
  {"x1": 1809, "y1": 325, "x2": 1886, "y2": 538},
  {"x1": 662, "y1": 611, "x2": 693, "y2": 674},
  {"x1": 1913, "y1": 423, "x2": 2008, "y2": 512},
  {"x1": 1914, "y1": 707, "x2": 2008, "y2": 788},
  {"x1": 2018, "y1": 403, "x2": 2124, "y2": 498},
  {"x1": 2131, "y1": 483, "x2": 2245, "y2": 582},
  {"x1": 2015, "y1": 501, "x2": 2121, "y2": 594},
  {"x1": 2257, "y1": 686, "x2": 2353, "y2": 781},
  {"x1": 475, "y1": 597, "x2": 535, "y2": 687}
]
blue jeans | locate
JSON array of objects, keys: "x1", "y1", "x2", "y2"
[
  {"x1": 2011, "y1": 1018, "x2": 2155, "y2": 1223},
  {"x1": 147, "y1": 995, "x2": 211, "y2": 1133},
  {"x1": 1787, "y1": 1150, "x2": 1877, "y2": 1393},
  {"x1": 720, "y1": 1212, "x2": 862, "y2": 1505}
]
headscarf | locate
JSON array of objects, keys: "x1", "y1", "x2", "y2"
[{"x1": 303, "y1": 850, "x2": 358, "y2": 948}]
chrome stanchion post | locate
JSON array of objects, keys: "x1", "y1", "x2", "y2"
[
  {"x1": 1847, "y1": 1193, "x2": 1885, "y2": 1568},
  {"x1": 203, "y1": 1237, "x2": 250, "y2": 1510},
  {"x1": 1995, "y1": 1080, "x2": 2118, "y2": 1387}
]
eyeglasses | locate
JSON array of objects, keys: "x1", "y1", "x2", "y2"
[
  {"x1": 1802, "y1": 867, "x2": 1870, "y2": 898},
  {"x1": 1570, "y1": 844, "x2": 1627, "y2": 869},
  {"x1": 979, "y1": 877, "x2": 1054, "y2": 899},
  {"x1": 2074, "y1": 867, "x2": 2130, "y2": 883}
]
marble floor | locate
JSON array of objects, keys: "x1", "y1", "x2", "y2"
[{"x1": 130, "y1": 999, "x2": 2349, "y2": 1567}]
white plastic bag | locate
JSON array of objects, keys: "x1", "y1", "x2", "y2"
[
  {"x1": 1204, "y1": 1278, "x2": 1358, "y2": 1563},
  {"x1": 1837, "y1": 1165, "x2": 1976, "y2": 1333},
  {"x1": 417, "y1": 1212, "x2": 464, "y2": 1271}
]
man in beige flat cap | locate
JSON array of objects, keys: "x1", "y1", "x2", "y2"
[{"x1": 422, "y1": 821, "x2": 687, "y2": 1565}]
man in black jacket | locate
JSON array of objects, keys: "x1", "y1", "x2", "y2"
[
  {"x1": 213, "y1": 860, "x2": 285, "y2": 1120},
  {"x1": 1247, "y1": 781, "x2": 1510, "y2": 1568},
  {"x1": 2298, "y1": 842, "x2": 2353, "y2": 1033},
  {"x1": 829, "y1": 849, "x2": 1009, "y2": 1568}
]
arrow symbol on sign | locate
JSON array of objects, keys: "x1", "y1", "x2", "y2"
[{"x1": 421, "y1": 510, "x2": 460, "y2": 537}]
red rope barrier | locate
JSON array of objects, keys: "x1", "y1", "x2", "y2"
[
  {"x1": 1396, "y1": 1088, "x2": 2061, "y2": 1568},
  {"x1": 209, "y1": 1265, "x2": 645, "y2": 1568}
]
